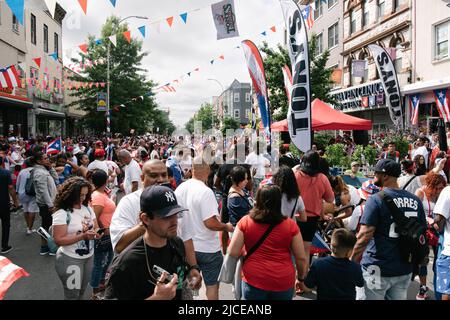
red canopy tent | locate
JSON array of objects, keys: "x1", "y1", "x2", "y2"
[{"x1": 267, "y1": 99, "x2": 372, "y2": 132}]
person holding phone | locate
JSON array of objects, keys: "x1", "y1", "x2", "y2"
[{"x1": 90, "y1": 170, "x2": 116, "y2": 300}]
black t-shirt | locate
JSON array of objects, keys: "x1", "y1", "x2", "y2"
[
  {"x1": 0, "y1": 169, "x2": 12, "y2": 208},
  {"x1": 304, "y1": 256, "x2": 364, "y2": 300},
  {"x1": 279, "y1": 155, "x2": 299, "y2": 169},
  {"x1": 104, "y1": 237, "x2": 186, "y2": 300}
]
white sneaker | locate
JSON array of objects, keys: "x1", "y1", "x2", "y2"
[{"x1": 27, "y1": 229, "x2": 37, "y2": 235}]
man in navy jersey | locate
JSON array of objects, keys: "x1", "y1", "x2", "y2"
[{"x1": 350, "y1": 159, "x2": 427, "y2": 300}]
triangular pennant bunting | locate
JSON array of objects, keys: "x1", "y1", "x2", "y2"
[
  {"x1": 166, "y1": 17, "x2": 174, "y2": 27},
  {"x1": 180, "y1": 13, "x2": 188, "y2": 24},
  {"x1": 44, "y1": 0, "x2": 57, "y2": 18},
  {"x1": 138, "y1": 26, "x2": 146, "y2": 38},
  {"x1": 187, "y1": 72, "x2": 191, "y2": 77},
  {"x1": 78, "y1": 0, "x2": 88, "y2": 15},
  {"x1": 5, "y1": 0, "x2": 24, "y2": 25},
  {"x1": 95, "y1": 39, "x2": 103, "y2": 45},
  {"x1": 109, "y1": 35, "x2": 117, "y2": 47},
  {"x1": 219, "y1": 55, "x2": 225, "y2": 60},
  {"x1": 33, "y1": 58, "x2": 41, "y2": 68},
  {"x1": 109, "y1": 0, "x2": 117, "y2": 7},
  {"x1": 261, "y1": 31, "x2": 267, "y2": 36},
  {"x1": 123, "y1": 30, "x2": 131, "y2": 43},
  {"x1": 49, "y1": 53, "x2": 58, "y2": 61},
  {"x1": 210, "y1": 60, "x2": 215, "y2": 65},
  {"x1": 270, "y1": 26, "x2": 276, "y2": 33},
  {"x1": 79, "y1": 44, "x2": 88, "y2": 53}
]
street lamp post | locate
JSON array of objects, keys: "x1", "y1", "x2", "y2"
[
  {"x1": 106, "y1": 15, "x2": 148, "y2": 136},
  {"x1": 207, "y1": 78, "x2": 225, "y2": 131}
]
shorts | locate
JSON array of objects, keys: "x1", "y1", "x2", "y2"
[
  {"x1": 436, "y1": 254, "x2": 450, "y2": 295},
  {"x1": 39, "y1": 205, "x2": 53, "y2": 231},
  {"x1": 297, "y1": 216, "x2": 320, "y2": 242},
  {"x1": 195, "y1": 251, "x2": 223, "y2": 286},
  {"x1": 22, "y1": 199, "x2": 39, "y2": 213}
]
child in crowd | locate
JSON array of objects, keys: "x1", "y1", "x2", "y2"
[{"x1": 304, "y1": 228, "x2": 364, "y2": 300}]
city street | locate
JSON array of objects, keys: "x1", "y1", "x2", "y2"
[{"x1": 3, "y1": 208, "x2": 436, "y2": 301}]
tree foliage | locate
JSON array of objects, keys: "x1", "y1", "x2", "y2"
[
  {"x1": 260, "y1": 34, "x2": 337, "y2": 122},
  {"x1": 185, "y1": 103, "x2": 220, "y2": 133},
  {"x1": 67, "y1": 16, "x2": 174, "y2": 135}
]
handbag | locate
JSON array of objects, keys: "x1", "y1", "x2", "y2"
[
  {"x1": 218, "y1": 222, "x2": 277, "y2": 284},
  {"x1": 37, "y1": 209, "x2": 71, "y2": 254},
  {"x1": 25, "y1": 169, "x2": 36, "y2": 197},
  {"x1": 95, "y1": 235, "x2": 112, "y2": 250}
]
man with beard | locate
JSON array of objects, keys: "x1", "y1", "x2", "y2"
[{"x1": 350, "y1": 159, "x2": 427, "y2": 300}]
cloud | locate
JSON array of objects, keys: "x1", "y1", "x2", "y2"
[{"x1": 59, "y1": 0, "x2": 284, "y2": 128}]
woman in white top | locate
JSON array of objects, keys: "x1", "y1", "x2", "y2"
[
  {"x1": 53, "y1": 177, "x2": 100, "y2": 300},
  {"x1": 415, "y1": 172, "x2": 446, "y2": 300},
  {"x1": 15, "y1": 159, "x2": 39, "y2": 234}
]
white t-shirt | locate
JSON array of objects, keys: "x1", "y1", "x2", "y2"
[
  {"x1": 87, "y1": 160, "x2": 109, "y2": 175},
  {"x1": 105, "y1": 160, "x2": 120, "y2": 187},
  {"x1": 398, "y1": 175, "x2": 422, "y2": 194},
  {"x1": 347, "y1": 205, "x2": 365, "y2": 232},
  {"x1": 281, "y1": 194, "x2": 305, "y2": 220},
  {"x1": 175, "y1": 179, "x2": 220, "y2": 253},
  {"x1": 124, "y1": 160, "x2": 143, "y2": 195},
  {"x1": 52, "y1": 206, "x2": 96, "y2": 259},
  {"x1": 412, "y1": 146, "x2": 429, "y2": 168},
  {"x1": 110, "y1": 189, "x2": 192, "y2": 253},
  {"x1": 433, "y1": 186, "x2": 450, "y2": 256},
  {"x1": 150, "y1": 150, "x2": 159, "y2": 160},
  {"x1": 245, "y1": 152, "x2": 270, "y2": 179}
]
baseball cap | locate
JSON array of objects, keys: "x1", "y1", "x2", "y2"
[
  {"x1": 140, "y1": 185, "x2": 187, "y2": 218},
  {"x1": 374, "y1": 159, "x2": 401, "y2": 177},
  {"x1": 358, "y1": 180, "x2": 381, "y2": 200},
  {"x1": 94, "y1": 149, "x2": 106, "y2": 157},
  {"x1": 351, "y1": 161, "x2": 360, "y2": 167}
]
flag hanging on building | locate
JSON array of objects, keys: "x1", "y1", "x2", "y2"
[
  {"x1": 0, "y1": 256, "x2": 29, "y2": 300},
  {"x1": 211, "y1": 0, "x2": 240, "y2": 40},
  {"x1": 280, "y1": 0, "x2": 312, "y2": 153},
  {"x1": 368, "y1": 44, "x2": 404, "y2": 130},
  {"x1": 301, "y1": 5, "x2": 314, "y2": 29},
  {"x1": 0, "y1": 65, "x2": 22, "y2": 90},
  {"x1": 46, "y1": 137, "x2": 62, "y2": 155},
  {"x1": 241, "y1": 40, "x2": 271, "y2": 140},
  {"x1": 434, "y1": 89, "x2": 450, "y2": 123},
  {"x1": 351, "y1": 60, "x2": 366, "y2": 78},
  {"x1": 282, "y1": 65, "x2": 293, "y2": 103},
  {"x1": 409, "y1": 94, "x2": 420, "y2": 126}
]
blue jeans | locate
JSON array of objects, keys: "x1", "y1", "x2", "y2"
[
  {"x1": 362, "y1": 267, "x2": 411, "y2": 300},
  {"x1": 90, "y1": 237, "x2": 113, "y2": 289},
  {"x1": 241, "y1": 281, "x2": 294, "y2": 300}
]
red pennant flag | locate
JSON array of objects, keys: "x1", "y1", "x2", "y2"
[
  {"x1": 78, "y1": 0, "x2": 88, "y2": 14},
  {"x1": 95, "y1": 83, "x2": 99, "y2": 88},
  {"x1": 79, "y1": 44, "x2": 88, "y2": 53},
  {"x1": 89, "y1": 83, "x2": 93, "y2": 88},
  {"x1": 166, "y1": 17, "x2": 174, "y2": 27},
  {"x1": 194, "y1": 67, "x2": 199, "y2": 72},
  {"x1": 270, "y1": 26, "x2": 276, "y2": 33},
  {"x1": 219, "y1": 55, "x2": 225, "y2": 60},
  {"x1": 123, "y1": 31, "x2": 131, "y2": 43},
  {"x1": 33, "y1": 58, "x2": 41, "y2": 68},
  {"x1": 100, "y1": 83, "x2": 106, "y2": 88}
]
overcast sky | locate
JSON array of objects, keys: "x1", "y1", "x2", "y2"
[{"x1": 58, "y1": 0, "x2": 285, "y2": 127}]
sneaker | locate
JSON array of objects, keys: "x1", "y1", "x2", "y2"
[
  {"x1": 48, "y1": 251, "x2": 56, "y2": 256},
  {"x1": 26, "y1": 229, "x2": 36, "y2": 235},
  {"x1": 40, "y1": 246, "x2": 50, "y2": 256},
  {"x1": 1, "y1": 246, "x2": 13, "y2": 254},
  {"x1": 416, "y1": 285, "x2": 429, "y2": 300}
]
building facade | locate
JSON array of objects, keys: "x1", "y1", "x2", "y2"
[
  {"x1": 64, "y1": 67, "x2": 87, "y2": 136},
  {"x1": 0, "y1": 1, "x2": 31, "y2": 138},
  {"x1": 214, "y1": 79, "x2": 252, "y2": 125}
]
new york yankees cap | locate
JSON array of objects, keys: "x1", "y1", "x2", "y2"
[{"x1": 140, "y1": 185, "x2": 187, "y2": 218}]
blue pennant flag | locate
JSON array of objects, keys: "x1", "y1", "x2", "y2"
[
  {"x1": 210, "y1": 60, "x2": 214, "y2": 65},
  {"x1": 261, "y1": 31, "x2": 267, "y2": 36},
  {"x1": 187, "y1": 72, "x2": 191, "y2": 77},
  {"x1": 110, "y1": 0, "x2": 117, "y2": 7},
  {"x1": 5, "y1": 0, "x2": 24, "y2": 25},
  {"x1": 180, "y1": 12, "x2": 188, "y2": 24},
  {"x1": 49, "y1": 53, "x2": 58, "y2": 61},
  {"x1": 138, "y1": 26, "x2": 146, "y2": 38},
  {"x1": 95, "y1": 39, "x2": 103, "y2": 45}
]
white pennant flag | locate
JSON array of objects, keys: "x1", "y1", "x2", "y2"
[
  {"x1": 18, "y1": 62, "x2": 26, "y2": 72},
  {"x1": 109, "y1": 35, "x2": 117, "y2": 47},
  {"x1": 44, "y1": 0, "x2": 57, "y2": 18}
]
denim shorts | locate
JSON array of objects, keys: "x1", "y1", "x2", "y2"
[
  {"x1": 195, "y1": 251, "x2": 223, "y2": 286},
  {"x1": 436, "y1": 254, "x2": 450, "y2": 295}
]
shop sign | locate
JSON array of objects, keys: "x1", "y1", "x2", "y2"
[{"x1": 331, "y1": 81, "x2": 384, "y2": 111}]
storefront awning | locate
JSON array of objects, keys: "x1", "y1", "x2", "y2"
[
  {"x1": 36, "y1": 108, "x2": 66, "y2": 118},
  {"x1": 402, "y1": 77, "x2": 450, "y2": 95},
  {"x1": 0, "y1": 92, "x2": 32, "y2": 107}
]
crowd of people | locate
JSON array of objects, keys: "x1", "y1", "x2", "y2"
[{"x1": 0, "y1": 130, "x2": 449, "y2": 301}]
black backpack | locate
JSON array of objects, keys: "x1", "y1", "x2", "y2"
[
  {"x1": 378, "y1": 191, "x2": 429, "y2": 267},
  {"x1": 25, "y1": 169, "x2": 36, "y2": 197}
]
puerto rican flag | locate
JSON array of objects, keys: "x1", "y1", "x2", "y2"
[
  {"x1": 162, "y1": 84, "x2": 176, "y2": 92},
  {"x1": 301, "y1": 5, "x2": 314, "y2": 29},
  {"x1": 46, "y1": 137, "x2": 62, "y2": 155},
  {"x1": 409, "y1": 94, "x2": 420, "y2": 126},
  {"x1": 434, "y1": 89, "x2": 450, "y2": 123},
  {"x1": 0, "y1": 256, "x2": 29, "y2": 300},
  {"x1": 0, "y1": 65, "x2": 21, "y2": 90},
  {"x1": 310, "y1": 231, "x2": 331, "y2": 254}
]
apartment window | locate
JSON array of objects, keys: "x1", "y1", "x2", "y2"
[
  {"x1": 31, "y1": 14, "x2": 36, "y2": 45},
  {"x1": 43, "y1": 25, "x2": 48, "y2": 53},
  {"x1": 54, "y1": 78, "x2": 61, "y2": 93},
  {"x1": 328, "y1": 22, "x2": 339, "y2": 48},
  {"x1": 314, "y1": 0, "x2": 323, "y2": 20},
  {"x1": 245, "y1": 92, "x2": 251, "y2": 102},
  {"x1": 328, "y1": 0, "x2": 337, "y2": 9},
  {"x1": 54, "y1": 33, "x2": 59, "y2": 58},
  {"x1": 234, "y1": 109, "x2": 240, "y2": 118},
  {"x1": 394, "y1": 0, "x2": 405, "y2": 11},
  {"x1": 393, "y1": 39, "x2": 403, "y2": 71},
  {"x1": 377, "y1": 0, "x2": 386, "y2": 20},
  {"x1": 234, "y1": 92, "x2": 240, "y2": 103},
  {"x1": 435, "y1": 21, "x2": 449, "y2": 60},
  {"x1": 30, "y1": 67, "x2": 39, "y2": 86},
  {"x1": 12, "y1": 15, "x2": 19, "y2": 32},
  {"x1": 358, "y1": 52, "x2": 369, "y2": 83},
  {"x1": 362, "y1": 0, "x2": 369, "y2": 28},
  {"x1": 245, "y1": 109, "x2": 250, "y2": 118},
  {"x1": 350, "y1": 11, "x2": 357, "y2": 35},
  {"x1": 315, "y1": 33, "x2": 323, "y2": 56}
]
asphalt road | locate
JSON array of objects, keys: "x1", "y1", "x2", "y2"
[{"x1": 3, "y1": 208, "x2": 436, "y2": 300}]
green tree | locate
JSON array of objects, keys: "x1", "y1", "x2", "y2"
[
  {"x1": 221, "y1": 117, "x2": 240, "y2": 136},
  {"x1": 259, "y1": 34, "x2": 337, "y2": 122},
  {"x1": 184, "y1": 103, "x2": 219, "y2": 133},
  {"x1": 68, "y1": 16, "x2": 174, "y2": 134}
]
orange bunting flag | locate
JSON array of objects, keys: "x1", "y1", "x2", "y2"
[
  {"x1": 194, "y1": 67, "x2": 199, "y2": 72},
  {"x1": 166, "y1": 17, "x2": 174, "y2": 27},
  {"x1": 123, "y1": 31, "x2": 131, "y2": 43},
  {"x1": 219, "y1": 55, "x2": 225, "y2": 60},
  {"x1": 79, "y1": 44, "x2": 88, "y2": 53},
  {"x1": 78, "y1": 0, "x2": 88, "y2": 14},
  {"x1": 270, "y1": 26, "x2": 276, "y2": 33}
]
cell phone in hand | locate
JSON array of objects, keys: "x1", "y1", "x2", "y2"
[
  {"x1": 152, "y1": 265, "x2": 173, "y2": 283},
  {"x1": 97, "y1": 228, "x2": 107, "y2": 235}
]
